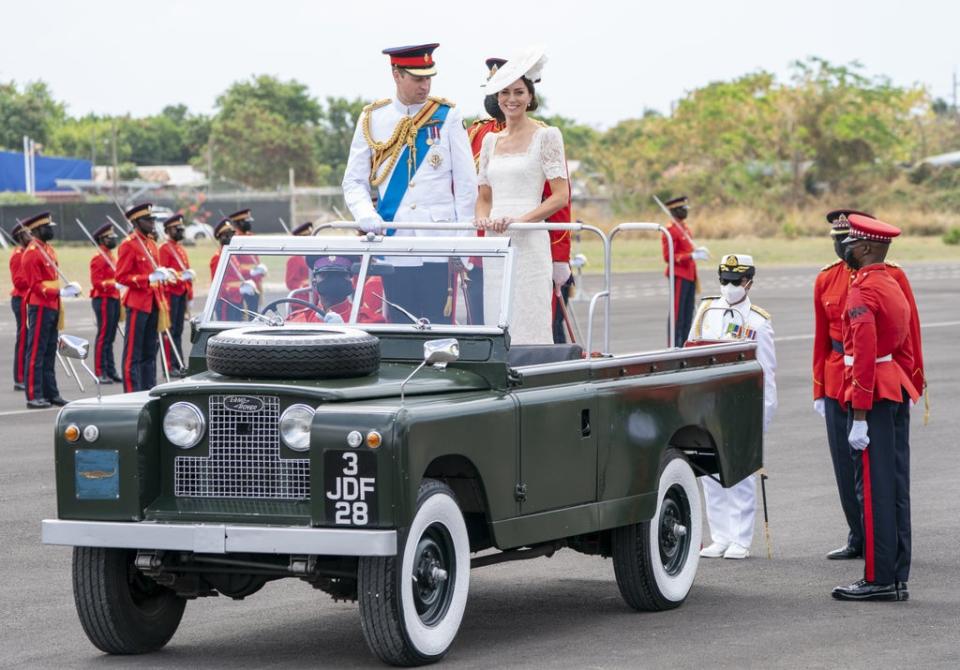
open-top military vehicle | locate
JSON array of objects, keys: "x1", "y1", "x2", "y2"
[{"x1": 43, "y1": 223, "x2": 764, "y2": 666}]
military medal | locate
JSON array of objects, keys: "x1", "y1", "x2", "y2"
[{"x1": 428, "y1": 152, "x2": 443, "y2": 169}]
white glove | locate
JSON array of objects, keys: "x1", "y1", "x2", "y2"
[
  {"x1": 323, "y1": 311, "x2": 344, "y2": 324},
  {"x1": 848, "y1": 420, "x2": 870, "y2": 451},
  {"x1": 60, "y1": 282, "x2": 81, "y2": 298},
  {"x1": 250, "y1": 263, "x2": 268, "y2": 278},
  {"x1": 692, "y1": 246, "x2": 710, "y2": 261},
  {"x1": 148, "y1": 269, "x2": 167, "y2": 283},
  {"x1": 115, "y1": 283, "x2": 127, "y2": 292},
  {"x1": 239, "y1": 280, "x2": 258, "y2": 296},
  {"x1": 358, "y1": 216, "x2": 384, "y2": 234},
  {"x1": 552, "y1": 261, "x2": 572, "y2": 287},
  {"x1": 180, "y1": 269, "x2": 196, "y2": 282},
  {"x1": 813, "y1": 398, "x2": 826, "y2": 418}
]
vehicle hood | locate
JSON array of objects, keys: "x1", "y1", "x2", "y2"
[{"x1": 148, "y1": 362, "x2": 490, "y2": 402}]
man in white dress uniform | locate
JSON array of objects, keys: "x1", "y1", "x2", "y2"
[
  {"x1": 688, "y1": 254, "x2": 777, "y2": 559},
  {"x1": 342, "y1": 43, "x2": 477, "y2": 324}
]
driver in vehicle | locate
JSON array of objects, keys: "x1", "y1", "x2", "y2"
[{"x1": 288, "y1": 255, "x2": 385, "y2": 324}]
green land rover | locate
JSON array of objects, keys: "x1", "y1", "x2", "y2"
[{"x1": 42, "y1": 224, "x2": 763, "y2": 665}]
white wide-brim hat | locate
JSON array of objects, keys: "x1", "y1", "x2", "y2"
[{"x1": 483, "y1": 45, "x2": 547, "y2": 92}]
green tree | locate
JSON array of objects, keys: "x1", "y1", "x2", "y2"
[
  {"x1": 315, "y1": 96, "x2": 367, "y2": 185},
  {"x1": 215, "y1": 75, "x2": 322, "y2": 127},
  {"x1": 0, "y1": 81, "x2": 66, "y2": 150}
]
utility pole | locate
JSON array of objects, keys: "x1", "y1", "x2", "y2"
[
  {"x1": 206, "y1": 142, "x2": 214, "y2": 195},
  {"x1": 953, "y1": 68, "x2": 958, "y2": 122},
  {"x1": 289, "y1": 167, "x2": 296, "y2": 227},
  {"x1": 111, "y1": 120, "x2": 119, "y2": 199}
]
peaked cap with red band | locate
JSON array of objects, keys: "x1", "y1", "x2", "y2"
[
  {"x1": 843, "y1": 214, "x2": 901, "y2": 244},
  {"x1": 383, "y1": 43, "x2": 439, "y2": 77}
]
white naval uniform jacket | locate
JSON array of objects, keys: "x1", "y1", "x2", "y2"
[
  {"x1": 341, "y1": 98, "x2": 477, "y2": 265},
  {"x1": 691, "y1": 295, "x2": 778, "y2": 431}
]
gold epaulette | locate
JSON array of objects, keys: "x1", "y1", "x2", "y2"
[
  {"x1": 428, "y1": 96, "x2": 455, "y2": 108},
  {"x1": 469, "y1": 118, "x2": 488, "y2": 127},
  {"x1": 699, "y1": 295, "x2": 720, "y2": 301},
  {"x1": 885, "y1": 260, "x2": 901, "y2": 268},
  {"x1": 750, "y1": 304, "x2": 771, "y2": 320},
  {"x1": 820, "y1": 258, "x2": 843, "y2": 272},
  {"x1": 362, "y1": 98, "x2": 391, "y2": 115}
]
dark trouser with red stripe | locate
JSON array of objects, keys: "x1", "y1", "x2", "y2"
[
  {"x1": 825, "y1": 397, "x2": 864, "y2": 552},
  {"x1": 163, "y1": 292, "x2": 187, "y2": 369},
  {"x1": 382, "y1": 264, "x2": 450, "y2": 324},
  {"x1": 552, "y1": 277, "x2": 573, "y2": 344},
  {"x1": 91, "y1": 296, "x2": 120, "y2": 378},
  {"x1": 24, "y1": 304, "x2": 60, "y2": 402},
  {"x1": 852, "y1": 393, "x2": 911, "y2": 585},
  {"x1": 671, "y1": 277, "x2": 696, "y2": 347},
  {"x1": 122, "y1": 306, "x2": 159, "y2": 392},
  {"x1": 12, "y1": 296, "x2": 27, "y2": 385}
]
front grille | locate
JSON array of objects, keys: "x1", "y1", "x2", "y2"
[{"x1": 174, "y1": 395, "x2": 310, "y2": 500}]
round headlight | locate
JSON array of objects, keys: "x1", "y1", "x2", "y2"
[
  {"x1": 280, "y1": 404, "x2": 315, "y2": 452},
  {"x1": 82, "y1": 425, "x2": 100, "y2": 442},
  {"x1": 163, "y1": 402, "x2": 205, "y2": 449}
]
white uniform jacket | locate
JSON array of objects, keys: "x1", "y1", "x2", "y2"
[
  {"x1": 341, "y1": 98, "x2": 477, "y2": 253},
  {"x1": 691, "y1": 295, "x2": 778, "y2": 431}
]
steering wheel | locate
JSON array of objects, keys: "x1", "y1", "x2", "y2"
[{"x1": 260, "y1": 297, "x2": 325, "y2": 319}]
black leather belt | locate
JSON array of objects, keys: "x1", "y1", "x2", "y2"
[{"x1": 831, "y1": 339, "x2": 844, "y2": 354}]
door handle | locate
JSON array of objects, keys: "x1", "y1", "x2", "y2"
[{"x1": 581, "y1": 409, "x2": 591, "y2": 437}]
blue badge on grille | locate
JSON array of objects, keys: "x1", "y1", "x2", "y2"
[{"x1": 75, "y1": 450, "x2": 119, "y2": 500}]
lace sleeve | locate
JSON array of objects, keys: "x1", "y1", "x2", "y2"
[
  {"x1": 477, "y1": 133, "x2": 494, "y2": 187},
  {"x1": 539, "y1": 127, "x2": 567, "y2": 181}
]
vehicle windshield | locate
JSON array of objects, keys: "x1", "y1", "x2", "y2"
[{"x1": 202, "y1": 237, "x2": 511, "y2": 332}]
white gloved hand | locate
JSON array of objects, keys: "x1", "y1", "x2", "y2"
[
  {"x1": 813, "y1": 398, "x2": 826, "y2": 418},
  {"x1": 239, "y1": 280, "x2": 258, "y2": 296},
  {"x1": 692, "y1": 246, "x2": 710, "y2": 261},
  {"x1": 250, "y1": 263, "x2": 268, "y2": 278},
  {"x1": 848, "y1": 420, "x2": 870, "y2": 451},
  {"x1": 115, "y1": 283, "x2": 127, "y2": 292},
  {"x1": 60, "y1": 282, "x2": 81, "y2": 298},
  {"x1": 552, "y1": 261, "x2": 572, "y2": 287},
  {"x1": 164, "y1": 267, "x2": 179, "y2": 282},
  {"x1": 358, "y1": 216, "x2": 384, "y2": 234},
  {"x1": 323, "y1": 311, "x2": 344, "y2": 324},
  {"x1": 180, "y1": 269, "x2": 196, "y2": 282},
  {"x1": 148, "y1": 269, "x2": 167, "y2": 283}
]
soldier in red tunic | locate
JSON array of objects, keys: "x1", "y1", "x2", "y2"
[
  {"x1": 88, "y1": 223, "x2": 122, "y2": 384},
  {"x1": 287, "y1": 256, "x2": 385, "y2": 324},
  {"x1": 468, "y1": 57, "x2": 573, "y2": 335},
  {"x1": 159, "y1": 215, "x2": 194, "y2": 373},
  {"x1": 662, "y1": 196, "x2": 708, "y2": 346},
  {"x1": 227, "y1": 209, "x2": 267, "y2": 315},
  {"x1": 813, "y1": 209, "x2": 925, "y2": 562},
  {"x1": 116, "y1": 203, "x2": 173, "y2": 392},
  {"x1": 210, "y1": 219, "x2": 246, "y2": 321},
  {"x1": 285, "y1": 221, "x2": 314, "y2": 291},
  {"x1": 8, "y1": 222, "x2": 31, "y2": 391},
  {"x1": 831, "y1": 214, "x2": 919, "y2": 603},
  {"x1": 20, "y1": 212, "x2": 80, "y2": 407}
]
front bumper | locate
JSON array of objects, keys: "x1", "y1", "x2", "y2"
[{"x1": 41, "y1": 519, "x2": 397, "y2": 556}]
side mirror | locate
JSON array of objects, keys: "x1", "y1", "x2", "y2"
[
  {"x1": 424, "y1": 338, "x2": 460, "y2": 369},
  {"x1": 58, "y1": 334, "x2": 90, "y2": 360}
]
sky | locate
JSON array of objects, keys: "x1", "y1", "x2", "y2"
[{"x1": 2, "y1": 0, "x2": 958, "y2": 128}]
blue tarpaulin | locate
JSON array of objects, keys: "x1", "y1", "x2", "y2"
[{"x1": 0, "y1": 150, "x2": 92, "y2": 192}]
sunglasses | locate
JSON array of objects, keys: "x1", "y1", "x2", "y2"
[{"x1": 719, "y1": 277, "x2": 746, "y2": 286}]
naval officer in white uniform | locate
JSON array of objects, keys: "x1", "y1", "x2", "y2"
[
  {"x1": 342, "y1": 43, "x2": 477, "y2": 324},
  {"x1": 688, "y1": 254, "x2": 778, "y2": 559}
]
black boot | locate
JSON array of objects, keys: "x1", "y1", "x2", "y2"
[{"x1": 832, "y1": 579, "x2": 898, "y2": 601}]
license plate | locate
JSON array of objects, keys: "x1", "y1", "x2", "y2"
[{"x1": 324, "y1": 450, "x2": 377, "y2": 526}]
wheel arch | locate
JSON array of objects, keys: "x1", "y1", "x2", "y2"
[
  {"x1": 667, "y1": 424, "x2": 719, "y2": 479},
  {"x1": 421, "y1": 454, "x2": 494, "y2": 553}
]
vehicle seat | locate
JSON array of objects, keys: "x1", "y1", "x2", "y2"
[{"x1": 507, "y1": 344, "x2": 584, "y2": 367}]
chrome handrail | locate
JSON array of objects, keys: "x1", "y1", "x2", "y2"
[{"x1": 609, "y1": 223, "x2": 675, "y2": 349}]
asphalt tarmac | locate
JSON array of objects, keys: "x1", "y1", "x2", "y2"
[{"x1": 1, "y1": 262, "x2": 958, "y2": 669}]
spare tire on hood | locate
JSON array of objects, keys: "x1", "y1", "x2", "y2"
[{"x1": 206, "y1": 326, "x2": 380, "y2": 379}]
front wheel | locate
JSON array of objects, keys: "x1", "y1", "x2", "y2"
[
  {"x1": 358, "y1": 479, "x2": 470, "y2": 666},
  {"x1": 611, "y1": 449, "x2": 702, "y2": 611},
  {"x1": 72, "y1": 547, "x2": 186, "y2": 654}
]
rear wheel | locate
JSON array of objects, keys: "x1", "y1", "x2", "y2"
[
  {"x1": 358, "y1": 479, "x2": 470, "y2": 666},
  {"x1": 72, "y1": 547, "x2": 186, "y2": 654},
  {"x1": 611, "y1": 449, "x2": 702, "y2": 611}
]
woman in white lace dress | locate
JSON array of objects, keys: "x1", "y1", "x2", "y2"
[{"x1": 475, "y1": 47, "x2": 569, "y2": 344}]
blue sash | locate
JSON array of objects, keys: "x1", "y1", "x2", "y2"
[{"x1": 377, "y1": 104, "x2": 451, "y2": 234}]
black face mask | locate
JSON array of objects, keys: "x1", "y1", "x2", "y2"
[
  {"x1": 135, "y1": 219, "x2": 154, "y2": 237},
  {"x1": 842, "y1": 243, "x2": 862, "y2": 270},
  {"x1": 235, "y1": 220, "x2": 252, "y2": 234},
  {"x1": 314, "y1": 275, "x2": 353, "y2": 305},
  {"x1": 102, "y1": 237, "x2": 118, "y2": 250},
  {"x1": 671, "y1": 207, "x2": 688, "y2": 221},
  {"x1": 36, "y1": 225, "x2": 55, "y2": 242},
  {"x1": 170, "y1": 227, "x2": 185, "y2": 242},
  {"x1": 833, "y1": 234, "x2": 847, "y2": 261},
  {"x1": 218, "y1": 232, "x2": 234, "y2": 247}
]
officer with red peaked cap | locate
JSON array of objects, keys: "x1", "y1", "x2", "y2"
[{"x1": 831, "y1": 214, "x2": 919, "y2": 602}]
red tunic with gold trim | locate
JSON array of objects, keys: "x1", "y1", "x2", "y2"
[
  {"x1": 285, "y1": 256, "x2": 310, "y2": 291},
  {"x1": 159, "y1": 240, "x2": 193, "y2": 300},
  {"x1": 210, "y1": 249, "x2": 243, "y2": 303},
  {"x1": 661, "y1": 219, "x2": 698, "y2": 283},
  {"x1": 89, "y1": 247, "x2": 120, "y2": 299},
  {"x1": 813, "y1": 260, "x2": 924, "y2": 401},
  {"x1": 841, "y1": 263, "x2": 919, "y2": 410},
  {"x1": 116, "y1": 230, "x2": 166, "y2": 313},
  {"x1": 9, "y1": 246, "x2": 29, "y2": 298},
  {"x1": 232, "y1": 231, "x2": 260, "y2": 288},
  {"x1": 21, "y1": 240, "x2": 62, "y2": 309}
]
